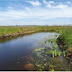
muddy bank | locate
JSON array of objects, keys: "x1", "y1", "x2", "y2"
[
  {"x1": 0, "y1": 31, "x2": 39, "y2": 39},
  {"x1": 57, "y1": 37, "x2": 72, "y2": 70},
  {"x1": 57, "y1": 37, "x2": 68, "y2": 51},
  {"x1": 0, "y1": 29, "x2": 57, "y2": 39}
]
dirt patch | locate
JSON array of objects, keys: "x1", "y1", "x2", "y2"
[{"x1": 24, "y1": 63, "x2": 35, "y2": 70}]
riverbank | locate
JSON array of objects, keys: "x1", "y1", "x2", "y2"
[
  {"x1": 0, "y1": 26, "x2": 72, "y2": 47},
  {"x1": 0, "y1": 26, "x2": 39, "y2": 39},
  {"x1": 0, "y1": 26, "x2": 72, "y2": 60},
  {"x1": 57, "y1": 26, "x2": 72, "y2": 70},
  {"x1": 0, "y1": 26, "x2": 72, "y2": 46},
  {"x1": 0, "y1": 25, "x2": 72, "y2": 70},
  {"x1": 0, "y1": 26, "x2": 68, "y2": 39}
]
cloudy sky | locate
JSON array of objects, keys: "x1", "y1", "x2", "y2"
[{"x1": 0, "y1": 0, "x2": 72, "y2": 26}]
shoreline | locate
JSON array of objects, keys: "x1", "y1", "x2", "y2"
[
  {"x1": 57, "y1": 37, "x2": 72, "y2": 70},
  {"x1": 0, "y1": 26, "x2": 72, "y2": 65},
  {"x1": 0, "y1": 27, "x2": 72, "y2": 70},
  {"x1": 0, "y1": 30, "x2": 39, "y2": 39}
]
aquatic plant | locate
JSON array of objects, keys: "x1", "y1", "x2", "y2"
[
  {"x1": 57, "y1": 51, "x2": 62, "y2": 56},
  {"x1": 63, "y1": 50, "x2": 66, "y2": 57},
  {"x1": 54, "y1": 49, "x2": 57, "y2": 57},
  {"x1": 66, "y1": 64, "x2": 70, "y2": 71},
  {"x1": 55, "y1": 34, "x2": 58, "y2": 37},
  {"x1": 35, "y1": 64, "x2": 44, "y2": 71},
  {"x1": 48, "y1": 57, "x2": 69, "y2": 71},
  {"x1": 34, "y1": 48, "x2": 44, "y2": 52},
  {"x1": 0, "y1": 26, "x2": 72, "y2": 71},
  {"x1": 48, "y1": 42, "x2": 51, "y2": 48},
  {"x1": 34, "y1": 48, "x2": 40, "y2": 52},
  {"x1": 45, "y1": 38, "x2": 56, "y2": 42},
  {"x1": 47, "y1": 49, "x2": 62, "y2": 57},
  {"x1": 46, "y1": 50, "x2": 55, "y2": 57},
  {"x1": 49, "y1": 65, "x2": 54, "y2": 71},
  {"x1": 53, "y1": 43, "x2": 57, "y2": 49},
  {"x1": 50, "y1": 44, "x2": 53, "y2": 49},
  {"x1": 44, "y1": 41, "x2": 47, "y2": 48}
]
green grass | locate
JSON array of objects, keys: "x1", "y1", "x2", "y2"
[
  {"x1": 0, "y1": 26, "x2": 64, "y2": 36},
  {"x1": 0, "y1": 26, "x2": 72, "y2": 47},
  {"x1": 59, "y1": 26, "x2": 72, "y2": 47},
  {"x1": 0, "y1": 26, "x2": 40, "y2": 36},
  {"x1": 0, "y1": 26, "x2": 72, "y2": 56},
  {"x1": 58, "y1": 26, "x2": 72, "y2": 56}
]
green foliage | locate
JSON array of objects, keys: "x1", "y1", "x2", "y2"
[
  {"x1": 46, "y1": 49, "x2": 62, "y2": 57},
  {"x1": 63, "y1": 51, "x2": 66, "y2": 57},
  {"x1": 59, "y1": 26, "x2": 72, "y2": 47},
  {"x1": 0, "y1": 26, "x2": 72, "y2": 56},
  {"x1": 34, "y1": 48, "x2": 44, "y2": 52},
  {"x1": 58, "y1": 51, "x2": 62, "y2": 56}
]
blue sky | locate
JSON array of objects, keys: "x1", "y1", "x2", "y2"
[{"x1": 0, "y1": 0, "x2": 72, "y2": 26}]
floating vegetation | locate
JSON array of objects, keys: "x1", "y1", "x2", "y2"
[
  {"x1": 53, "y1": 44, "x2": 57, "y2": 49},
  {"x1": 63, "y1": 50, "x2": 66, "y2": 57},
  {"x1": 55, "y1": 34, "x2": 58, "y2": 37},
  {"x1": 57, "y1": 51, "x2": 62, "y2": 56},
  {"x1": 49, "y1": 65, "x2": 54, "y2": 71},
  {"x1": 48, "y1": 57, "x2": 68, "y2": 71},
  {"x1": 34, "y1": 48, "x2": 45, "y2": 52},
  {"x1": 33, "y1": 34, "x2": 70, "y2": 71},
  {"x1": 46, "y1": 49, "x2": 62, "y2": 57}
]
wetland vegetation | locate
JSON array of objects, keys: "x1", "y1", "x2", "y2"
[
  {"x1": 33, "y1": 33, "x2": 70, "y2": 71},
  {"x1": 0, "y1": 26, "x2": 72, "y2": 71}
]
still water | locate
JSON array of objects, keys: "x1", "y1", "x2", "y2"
[{"x1": 0, "y1": 32, "x2": 70, "y2": 71}]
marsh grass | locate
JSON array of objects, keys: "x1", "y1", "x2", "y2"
[
  {"x1": 46, "y1": 49, "x2": 62, "y2": 57},
  {"x1": 63, "y1": 51, "x2": 66, "y2": 57},
  {"x1": 0, "y1": 26, "x2": 72, "y2": 49},
  {"x1": 33, "y1": 32, "x2": 71, "y2": 70},
  {"x1": 0, "y1": 26, "x2": 72, "y2": 61}
]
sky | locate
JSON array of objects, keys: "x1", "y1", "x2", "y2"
[{"x1": 0, "y1": 0, "x2": 72, "y2": 26}]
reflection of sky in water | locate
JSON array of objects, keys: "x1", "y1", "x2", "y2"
[{"x1": 0, "y1": 32, "x2": 61, "y2": 70}]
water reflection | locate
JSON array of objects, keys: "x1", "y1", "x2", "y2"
[{"x1": 0, "y1": 32, "x2": 70, "y2": 70}]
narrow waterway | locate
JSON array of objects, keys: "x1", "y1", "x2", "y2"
[{"x1": 0, "y1": 32, "x2": 70, "y2": 71}]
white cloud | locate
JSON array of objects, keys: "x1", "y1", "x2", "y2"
[
  {"x1": 0, "y1": 7, "x2": 72, "y2": 21},
  {"x1": 43, "y1": 0, "x2": 54, "y2": 4},
  {"x1": 43, "y1": 0, "x2": 54, "y2": 8},
  {"x1": 43, "y1": 0, "x2": 69, "y2": 9},
  {"x1": 53, "y1": 4, "x2": 68, "y2": 9},
  {"x1": 0, "y1": 7, "x2": 72, "y2": 25},
  {"x1": 26, "y1": 1, "x2": 41, "y2": 7},
  {"x1": 46, "y1": 3, "x2": 68, "y2": 9},
  {"x1": 48, "y1": 1, "x2": 54, "y2": 4},
  {"x1": 43, "y1": 0, "x2": 54, "y2": 5},
  {"x1": 0, "y1": 0, "x2": 72, "y2": 25}
]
